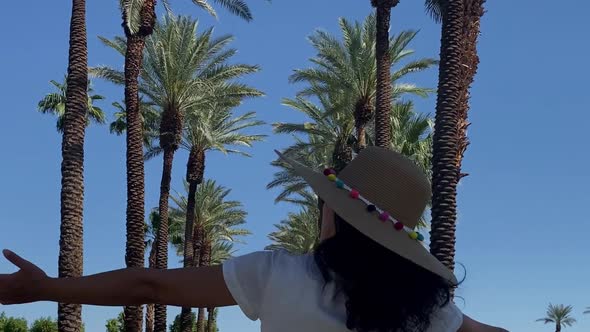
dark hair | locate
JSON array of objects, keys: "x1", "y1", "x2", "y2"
[{"x1": 313, "y1": 214, "x2": 456, "y2": 332}]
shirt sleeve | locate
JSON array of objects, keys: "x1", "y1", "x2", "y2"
[
  {"x1": 430, "y1": 301, "x2": 464, "y2": 332},
  {"x1": 222, "y1": 251, "x2": 277, "y2": 321}
]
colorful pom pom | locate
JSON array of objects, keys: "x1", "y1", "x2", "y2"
[
  {"x1": 379, "y1": 212, "x2": 390, "y2": 222},
  {"x1": 394, "y1": 222, "x2": 404, "y2": 231},
  {"x1": 416, "y1": 232, "x2": 425, "y2": 241},
  {"x1": 409, "y1": 232, "x2": 419, "y2": 240},
  {"x1": 335, "y1": 179, "x2": 345, "y2": 188},
  {"x1": 349, "y1": 189, "x2": 360, "y2": 199},
  {"x1": 366, "y1": 204, "x2": 377, "y2": 212},
  {"x1": 323, "y1": 168, "x2": 336, "y2": 176},
  {"x1": 327, "y1": 174, "x2": 337, "y2": 182}
]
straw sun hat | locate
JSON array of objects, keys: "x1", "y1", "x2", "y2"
[{"x1": 276, "y1": 146, "x2": 457, "y2": 284}]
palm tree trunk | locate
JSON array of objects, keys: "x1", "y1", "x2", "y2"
[
  {"x1": 180, "y1": 147, "x2": 206, "y2": 332},
  {"x1": 353, "y1": 100, "x2": 373, "y2": 151},
  {"x1": 153, "y1": 147, "x2": 175, "y2": 332},
  {"x1": 455, "y1": 0, "x2": 485, "y2": 179},
  {"x1": 122, "y1": 32, "x2": 147, "y2": 332},
  {"x1": 121, "y1": 0, "x2": 156, "y2": 331},
  {"x1": 145, "y1": 244, "x2": 157, "y2": 332},
  {"x1": 58, "y1": 1, "x2": 88, "y2": 331},
  {"x1": 196, "y1": 242, "x2": 212, "y2": 332},
  {"x1": 429, "y1": 0, "x2": 465, "y2": 278},
  {"x1": 332, "y1": 135, "x2": 353, "y2": 172},
  {"x1": 195, "y1": 308, "x2": 206, "y2": 332},
  {"x1": 206, "y1": 308, "x2": 216, "y2": 332},
  {"x1": 372, "y1": 0, "x2": 399, "y2": 148},
  {"x1": 556, "y1": 323, "x2": 560, "y2": 332}
]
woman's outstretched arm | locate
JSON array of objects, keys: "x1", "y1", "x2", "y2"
[{"x1": 0, "y1": 250, "x2": 236, "y2": 308}]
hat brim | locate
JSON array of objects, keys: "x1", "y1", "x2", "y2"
[{"x1": 275, "y1": 150, "x2": 458, "y2": 284}]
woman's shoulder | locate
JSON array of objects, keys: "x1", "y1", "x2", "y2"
[{"x1": 229, "y1": 249, "x2": 312, "y2": 271}]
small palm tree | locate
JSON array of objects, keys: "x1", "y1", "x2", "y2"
[
  {"x1": 266, "y1": 200, "x2": 320, "y2": 255},
  {"x1": 37, "y1": 77, "x2": 105, "y2": 133},
  {"x1": 169, "y1": 179, "x2": 249, "y2": 332},
  {"x1": 291, "y1": 14, "x2": 434, "y2": 151},
  {"x1": 536, "y1": 304, "x2": 576, "y2": 332}
]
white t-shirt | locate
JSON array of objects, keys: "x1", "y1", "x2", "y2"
[{"x1": 222, "y1": 250, "x2": 464, "y2": 332}]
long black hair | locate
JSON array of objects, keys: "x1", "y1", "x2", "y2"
[{"x1": 313, "y1": 214, "x2": 457, "y2": 332}]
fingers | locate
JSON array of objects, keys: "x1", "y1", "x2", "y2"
[{"x1": 2, "y1": 250, "x2": 32, "y2": 270}]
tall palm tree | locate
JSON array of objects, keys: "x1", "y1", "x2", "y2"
[
  {"x1": 425, "y1": 0, "x2": 485, "y2": 277},
  {"x1": 422, "y1": 0, "x2": 465, "y2": 276},
  {"x1": 371, "y1": 0, "x2": 399, "y2": 148},
  {"x1": 58, "y1": 0, "x2": 89, "y2": 331},
  {"x1": 147, "y1": 86, "x2": 263, "y2": 332},
  {"x1": 536, "y1": 304, "x2": 576, "y2": 332},
  {"x1": 118, "y1": 1, "x2": 157, "y2": 330},
  {"x1": 291, "y1": 14, "x2": 434, "y2": 151},
  {"x1": 37, "y1": 77, "x2": 106, "y2": 133},
  {"x1": 169, "y1": 180, "x2": 249, "y2": 332},
  {"x1": 95, "y1": 14, "x2": 258, "y2": 331}
]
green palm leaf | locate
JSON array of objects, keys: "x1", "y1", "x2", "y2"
[{"x1": 37, "y1": 76, "x2": 106, "y2": 133}]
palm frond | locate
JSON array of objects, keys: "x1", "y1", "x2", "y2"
[{"x1": 119, "y1": 0, "x2": 144, "y2": 34}]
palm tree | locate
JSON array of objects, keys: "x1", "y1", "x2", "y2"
[
  {"x1": 95, "y1": 14, "x2": 259, "y2": 331},
  {"x1": 147, "y1": 86, "x2": 263, "y2": 332},
  {"x1": 117, "y1": 2, "x2": 256, "y2": 330},
  {"x1": 118, "y1": 0, "x2": 157, "y2": 329},
  {"x1": 169, "y1": 179, "x2": 249, "y2": 332},
  {"x1": 57, "y1": 0, "x2": 89, "y2": 331},
  {"x1": 371, "y1": 0, "x2": 399, "y2": 148},
  {"x1": 272, "y1": 100, "x2": 433, "y2": 200},
  {"x1": 291, "y1": 14, "x2": 434, "y2": 151},
  {"x1": 266, "y1": 203, "x2": 320, "y2": 254},
  {"x1": 143, "y1": 209, "x2": 159, "y2": 332},
  {"x1": 37, "y1": 77, "x2": 106, "y2": 133},
  {"x1": 30, "y1": 318, "x2": 58, "y2": 332},
  {"x1": 423, "y1": 0, "x2": 465, "y2": 277},
  {"x1": 105, "y1": 312, "x2": 125, "y2": 332},
  {"x1": 273, "y1": 94, "x2": 355, "y2": 173},
  {"x1": 536, "y1": 304, "x2": 576, "y2": 332},
  {"x1": 426, "y1": 0, "x2": 485, "y2": 278}
]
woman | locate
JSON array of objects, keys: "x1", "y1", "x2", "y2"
[{"x1": 0, "y1": 147, "x2": 507, "y2": 332}]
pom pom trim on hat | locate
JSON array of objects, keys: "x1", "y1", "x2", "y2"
[{"x1": 322, "y1": 170, "x2": 423, "y2": 242}]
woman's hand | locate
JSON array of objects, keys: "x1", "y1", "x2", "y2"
[
  {"x1": 0, "y1": 248, "x2": 235, "y2": 308},
  {"x1": 0, "y1": 250, "x2": 49, "y2": 305}
]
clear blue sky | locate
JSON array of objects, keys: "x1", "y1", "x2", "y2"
[{"x1": 1, "y1": 1, "x2": 589, "y2": 331}]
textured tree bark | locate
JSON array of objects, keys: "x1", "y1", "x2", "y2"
[
  {"x1": 180, "y1": 147, "x2": 205, "y2": 332},
  {"x1": 372, "y1": 0, "x2": 399, "y2": 148},
  {"x1": 58, "y1": 0, "x2": 88, "y2": 331},
  {"x1": 121, "y1": 0, "x2": 156, "y2": 330},
  {"x1": 429, "y1": 0, "x2": 465, "y2": 278}
]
